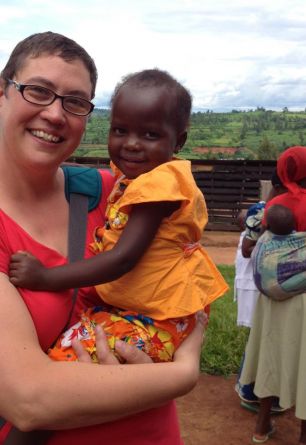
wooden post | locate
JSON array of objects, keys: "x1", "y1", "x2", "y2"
[{"x1": 260, "y1": 180, "x2": 272, "y2": 201}]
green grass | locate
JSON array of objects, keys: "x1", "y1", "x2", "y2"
[{"x1": 200, "y1": 265, "x2": 249, "y2": 376}]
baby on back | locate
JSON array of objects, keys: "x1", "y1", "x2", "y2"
[{"x1": 253, "y1": 204, "x2": 306, "y2": 301}]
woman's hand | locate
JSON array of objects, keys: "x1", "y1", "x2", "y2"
[
  {"x1": 74, "y1": 311, "x2": 206, "y2": 368},
  {"x1": 72, "y1": 325, "x2": 153, "y2": 364}
]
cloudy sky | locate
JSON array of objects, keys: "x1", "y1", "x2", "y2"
[{"x1": 1, "y1": 0, "x2": 306, "y2": 112}]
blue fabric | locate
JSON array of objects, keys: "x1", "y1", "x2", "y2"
[
  {"x1": 62, "y1": 165, "x2": 102, "y2": 211},
  {"x1": 245, "y1": 201, "x2": 266, "y2": 241},
  {"x1": 246, "y1": 201, "x2": 266, "y2": 219},
  {"x1": 236, "y1": 353, "x2": 258, "y2": 402}
]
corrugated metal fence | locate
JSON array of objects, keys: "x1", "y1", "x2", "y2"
[{"x1": 67, "y1": 156, "x2": 276, "y2": 231}]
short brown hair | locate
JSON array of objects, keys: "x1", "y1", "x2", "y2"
[{"x1": 1, "y1": 31, "x2": 97, "y2": 98}]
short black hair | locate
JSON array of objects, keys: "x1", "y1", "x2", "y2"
[
  {"x1": 267, "y1": 204, "x2": 295, "y2": 235},
  {"x1": 111, "y1": 68, "x2": 192, "y2": 133}
]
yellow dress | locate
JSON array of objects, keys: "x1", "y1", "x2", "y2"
[
  {"x1": 94, "y1": 159, "x2": 228, "y2": 319},
  {"x1": 49, "y1": 160, "x2": 228, "y2": 362}
]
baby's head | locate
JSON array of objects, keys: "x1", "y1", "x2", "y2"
[
  {"x1": 108, "y1": 69, "x2": 192, "y2": 179},
  {"x1": 266, "y1": 204, "x2": 295, "y2": 235}
]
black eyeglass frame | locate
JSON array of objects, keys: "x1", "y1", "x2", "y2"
[{"x1": 7, "y1": 79, "x2": 95, "y2": 116}]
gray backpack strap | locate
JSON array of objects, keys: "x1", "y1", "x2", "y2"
[
  {"x1": 64, "y1": 192, "x2": 89, "y2": 331},
  {"x1": 68, "y1": 192, "x2": 88, "y2": 262}
]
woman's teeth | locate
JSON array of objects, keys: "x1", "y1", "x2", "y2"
[{"x1": 31, "y1": 130, "x2": 60, "y2": 143}]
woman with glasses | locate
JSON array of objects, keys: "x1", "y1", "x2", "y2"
[{"x1": 0, "y1": 31, "x2": 204, "y2": 445}]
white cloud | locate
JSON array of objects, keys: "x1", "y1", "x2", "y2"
[{"x1": 0, "y1": 0, "x2": 306, "y2": 111}]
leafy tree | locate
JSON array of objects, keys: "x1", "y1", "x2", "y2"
[{"x1": 257, "y1": 135, "x2": 278, "y2": 160}]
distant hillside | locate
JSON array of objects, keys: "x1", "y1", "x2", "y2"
[{"x1": 76, "y1": 108, "x2": 306, "y2": 160}]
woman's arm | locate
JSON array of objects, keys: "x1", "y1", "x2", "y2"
[
  {"x1": 0, "y1": 274, "x2": 202, "y2": 431},
  {"x1": 9, "y1": 201, "x2": 179, "y2": 291}
]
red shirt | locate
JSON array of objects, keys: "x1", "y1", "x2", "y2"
[{"x1": 0, "y1": 169, "x2": 182, "y2": 445}]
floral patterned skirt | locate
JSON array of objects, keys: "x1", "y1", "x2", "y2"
[{"x1": 48, "y1": 306, "x2": 196, "y2": 363}]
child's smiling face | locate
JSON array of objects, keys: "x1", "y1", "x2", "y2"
[{"x1": 108, "y1": 85, "x2": 186, "y2": 179}]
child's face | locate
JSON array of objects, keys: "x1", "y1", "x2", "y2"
[{"x1": 108, "y1": 85, "x2": 185, "y2": 179}]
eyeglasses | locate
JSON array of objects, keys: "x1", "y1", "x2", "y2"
[{"x1": 7, "y1": 79, "x2": 94, "y2": 116}]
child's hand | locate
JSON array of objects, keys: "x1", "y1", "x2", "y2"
[{"x1": 9, "y1": 251, "x2": 47, "y2": 289}]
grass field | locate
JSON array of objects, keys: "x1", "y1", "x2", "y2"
[
  {"x1": 200, "y1": 265, "x2": 249, "y2": 376},
  {"x1": 78, "y1": 109, "x2": 306, "y2": 160}
]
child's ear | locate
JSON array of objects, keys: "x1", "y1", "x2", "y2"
[{"x1": 174, "y1": 131, "x2": 187, "y2": 153}]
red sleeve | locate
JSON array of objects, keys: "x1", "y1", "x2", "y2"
[{"x1": 0, "y1": 217, "x2": 11, "y2": 274}]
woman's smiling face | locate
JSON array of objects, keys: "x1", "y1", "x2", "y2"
[
  {"x1": 108, "y1": 85, "x2": 184, "y2": 179},
  {"x1": 0, "y1": 54, "x2": 92, "y2": 169}
]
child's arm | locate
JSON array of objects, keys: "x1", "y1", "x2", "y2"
[
  {"x1": 241, "y1": 236, "x2": 257, "y2": 258},
  {"x1": 9, "y1": 201, "x2": 179, "y2": 291}
]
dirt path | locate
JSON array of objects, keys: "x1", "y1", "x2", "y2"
[
  {"x1": 177, "y1": 375, "x2": 299, "y2": 445},
  {"x1": 176, "y1": 232, "x2": 300, "y2": 444},
  {"x1": 201, "y1": 230, "x2": 240, "y2": 265}
]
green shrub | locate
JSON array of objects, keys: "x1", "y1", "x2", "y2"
[{"x1": 200, "y1": 265, "x2": 249, "y2": 376}]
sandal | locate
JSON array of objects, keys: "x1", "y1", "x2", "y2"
[
  {"x1": 252, "y1": 424, "x2": 276, "y2": 443},
  {"x1": 241, "y1": 400, "x2": 286, "y2": 415}
]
